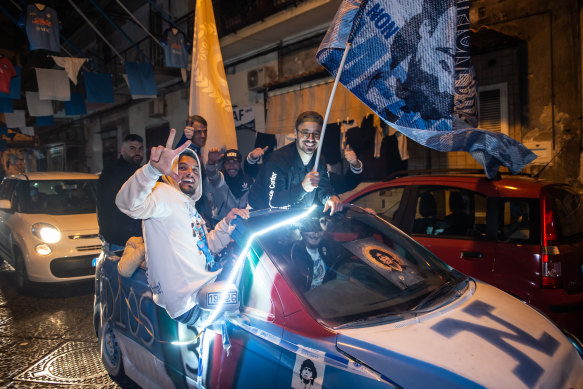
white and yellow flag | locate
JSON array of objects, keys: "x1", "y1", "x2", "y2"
[{"x1": 190, "y1": 0, "x2": 237, "y2": 162}]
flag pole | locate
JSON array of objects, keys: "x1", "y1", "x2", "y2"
[{"x1": 312, "y1": 42, "x2": 351, "y2": 172}]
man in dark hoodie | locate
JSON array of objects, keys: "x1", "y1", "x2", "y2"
[
  {"x1": 205, "y1": 148, "x2": 252, "y2": 226},
  {"x1": 97, "y1": 134, "x2": 144, "y2": 253}
]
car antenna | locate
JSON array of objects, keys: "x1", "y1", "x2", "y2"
[{"x1": 533, "y1": 143, "x2": 568, "y2": 179}]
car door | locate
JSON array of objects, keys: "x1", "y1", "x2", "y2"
[
  {"x1": 408, "y1": 185, "x2": 498, "y2": 282},
  {"x1": 205, "y1": 242, "x2": 285, "y2": 389},
  {"x1": 0, "y1": 179, "x2": 16, "y2": 259}
]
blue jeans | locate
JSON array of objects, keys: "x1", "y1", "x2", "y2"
[{"x1": 102, "y1": 241, "x2": 125, "y2": 256}]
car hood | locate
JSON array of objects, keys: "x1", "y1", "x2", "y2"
[
  {"x1": 336, "y1": 281, "x2": 583, "y2": 389},
  {"x1": 17, "y1": 212, "x2": 98, "y2": 232}
]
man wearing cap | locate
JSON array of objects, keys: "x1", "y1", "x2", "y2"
[
  {"x1": 248, "y1": 111, "x2": 343, "y2": 214},
  {"x1": 205, "y1": 147, "x2": 253, "y2": 226}
]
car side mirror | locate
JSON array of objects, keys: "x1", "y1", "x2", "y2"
[
  {"x1": 195, "y1": 281, "x2": 239, "y2": 312},
  {"x1": 0, "y1": 199, "x2": 12, "y2": 210}
]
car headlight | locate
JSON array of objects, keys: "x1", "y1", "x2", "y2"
[
  {"x1": 32, "y1": 223, "x2": 61, "y2": 243},
  {"x1": 35, "y1": 244, "x2": 52, "y2": 256}
]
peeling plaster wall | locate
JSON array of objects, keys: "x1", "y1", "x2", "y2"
[{"x1": 471, "y1": 0, "x2": 581, "y2": 182}]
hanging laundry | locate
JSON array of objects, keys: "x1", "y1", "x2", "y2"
[
  {"x1": 84, "y1": 72, "x2": 114, "y2": 103},
  {"x1": 22, "y1": 3, "x2": 61, "y2": 53},
  {"x1": 162, "y1": 28, "x2": 190, "y2": 69},
  {"x1": 26, "y1": 91, "x2": 53, "y2": 116},
  {"x1": 35, "y1": 116, "x2": 53, "y2": 127},
  {"x1": 0, "y1": 98, "x2": 13, "y2": 113},
  {"x1": 4, "y1": 109, "x2": 26, "y2": 128},
  {"x1": 0, "y1": 66, "x2": 21, "y2": 100},
  {"x1": 124, "y1": 62, "x2": 157, "y2": 99},
  {"x1": 20, "y1": 126, "x2": 35, "y2": 136},
  {"x1": 36, "y1": 68, "x2": 70, "y2": 101},
  {"x1": 0, "y1": 57, "x2": 16, "y2": 95},
  {"x1": 321, "y1": 122, "x2": 342, "y2": 165},
  {"x1": 65, "y1": 93, "x2": 87, "y2": 115},
  {"x1": 51, "y1": 56, "x2": 87, "y2": 85}
]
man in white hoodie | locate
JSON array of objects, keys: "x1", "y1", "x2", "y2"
[{"x1": 116, "y1": 129, "x2": 249, "y2": 325}]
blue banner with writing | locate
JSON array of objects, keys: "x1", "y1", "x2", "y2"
[{"x1": 317, "y1": 0, "x2": 535, "y2": 178}]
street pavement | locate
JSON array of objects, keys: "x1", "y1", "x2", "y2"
[{"x1": 0, "y1": 261, "x2": 139, "y2": 388}]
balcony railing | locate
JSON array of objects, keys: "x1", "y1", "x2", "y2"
[{"x1": 102, "y1": 0, "x2": 300, "y2": 89}]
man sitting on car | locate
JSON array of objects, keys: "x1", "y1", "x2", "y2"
[{"x1": 116, "y1": 129, "x2": 248, "y2": 326}]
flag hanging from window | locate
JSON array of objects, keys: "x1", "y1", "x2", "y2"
[
  {"x1": 316, "y1": 0, "x2": 535, "y2": 178},
  {"x1": 189, "y1": 0, "x2": 237, "y2": 162}
]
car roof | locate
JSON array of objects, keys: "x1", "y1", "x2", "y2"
[
  {"x1": 5, "y1": 171, "x2": 98, "y2": 180},
  {"x1": 352, "y1": 173, "x2": 572, "y2": 199}
]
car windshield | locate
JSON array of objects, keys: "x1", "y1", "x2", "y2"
[
  {"x1": 249, "y1": 205, "x2": 468, "y2": 328},
  {"x1": 16, "y1": 179, "x2": 97, "y2": 215}
]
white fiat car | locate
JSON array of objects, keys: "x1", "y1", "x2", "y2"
[{"x1": 0, "y1": 172, "x2": 101, "y2": 291}]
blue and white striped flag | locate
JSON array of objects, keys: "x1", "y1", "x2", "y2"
[{"x1": 317, "y1": 0, "x2": 536, "y2": 178}]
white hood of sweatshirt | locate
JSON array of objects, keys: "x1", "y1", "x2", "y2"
[{"x1": 161, "y1": 147, "x2": 203, "y2": 203}]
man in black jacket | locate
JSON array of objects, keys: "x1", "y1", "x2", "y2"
[
  {"x1": 248, "y1": 111, "x2": 342, "y2": 214},
  {"x1": 97, "y1": 134, "x2": 144, "y2": 252}
]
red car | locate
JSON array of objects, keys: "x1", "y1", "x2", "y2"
[{"x1": 345, "y1": 170, "x2": 583, "y2": 337}]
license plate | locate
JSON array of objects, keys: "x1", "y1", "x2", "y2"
[{"x1": 207, "y1": 291, "x2": 238, "y2": 306}]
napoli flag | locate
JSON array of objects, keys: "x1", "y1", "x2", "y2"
[
  {"x1": 190, "y1": 0, "x2": 237, "y2": 163},
  {"x1": 317, "y1": 0, "x2": 536, "y2": 178}
]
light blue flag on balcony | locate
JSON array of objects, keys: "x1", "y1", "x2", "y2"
[
  {"x1": 125, "y1": 62, "x2": 157, "y2": 99},
  {"x1": 316, "y1": 0, "x2": 536, "y2": 178}
]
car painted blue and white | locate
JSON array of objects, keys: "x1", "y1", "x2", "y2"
[{"x1": 93, "y1": 205, "x2": 583, "y2": 388}]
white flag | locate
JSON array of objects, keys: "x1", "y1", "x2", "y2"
[{"x1": 190, "y1": 0, "x2": 237, "y2": 163}]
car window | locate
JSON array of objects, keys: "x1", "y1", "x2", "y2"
[
  {"x1": 412, "y1": 186, "x2": 487, "y2": 239},
  {"x1": 18, "y1": 180, "x2": 97, "y2": 214},
  {"x1": 545, "y1": 186, "x2": 583, "y2": 241},
  {"x1": 498, "y1": 198, "x2": 539, "y2": 244},
  {"x1": 251, "y1": 206, "x2": 465, "y2": 328},
  {"x1": 352, "y1": 186, "x2": 405, "y2": 222},
  {"x1": 0, "y1": 179, "x2": 15, "y2": 200},
  {"x1": 239, "y1": 245, "x2": 276, "y2": 316}
]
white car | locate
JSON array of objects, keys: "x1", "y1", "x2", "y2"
[{"x1": 0, "y1": 172, "x2": 101, "y2": 290}]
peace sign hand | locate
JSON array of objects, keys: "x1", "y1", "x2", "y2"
[{"x1": 150, "y1": 128, "x2": 191, "y2": 182}]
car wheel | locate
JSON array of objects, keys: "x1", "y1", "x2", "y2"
[
  {"x1": 14, "y1": 250, "x2": 31, "y2": 292},
  {"x1": 99, "y1": 320, "x2": 128, "y2": 382}
]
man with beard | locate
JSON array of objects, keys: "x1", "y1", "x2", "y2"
[
  {"x1": 97, "y1": 134, "x2": 144, "y2": 253},
  {"x1": 205, "y1": 148, "x2": 253, "y2": 226},
  {"x1": 116, "y1": 129, "x2": 248, "y2": 325},
  {"x1": 248, "y1": 111, "x2": 342, "y2": 215}
]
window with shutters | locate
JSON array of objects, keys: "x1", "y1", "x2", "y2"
[{"x1": 478, "y1": 83, "x2": 509, "y2": 135}]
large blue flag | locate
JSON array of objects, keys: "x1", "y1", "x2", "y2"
[{"x1": 317, "y1": 0, "x2": 536, "y2": 178}]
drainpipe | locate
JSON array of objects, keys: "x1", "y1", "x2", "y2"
[{"x1": 579, "y1": 0, "x2": 583, "y2": 182}]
